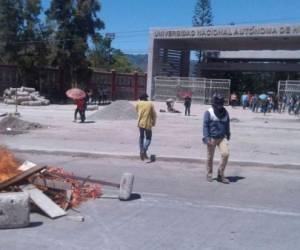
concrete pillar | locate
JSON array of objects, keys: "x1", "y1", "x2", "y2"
[
  {"x1": 133, "y1": 71, "x2": 138, "y2": 100},
  {"x1": 111, "y1": 70, "x2": 116, "y2": 100},
  {"x1": 180, "y1": 50, "x2": 191, "y2": 77},
  {"x1": 119, "y1": 173, "x2": 134, "y2": 201},
  {"x1": 0, "y1": 192, "x2": 30, "y2": 229},
  {"x1": 147, "y1": 32, "x2": 160, "y2": 100}
]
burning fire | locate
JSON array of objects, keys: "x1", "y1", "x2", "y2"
[{"x1": 0, "y1": 147, "x2": 22, "y2": 182}]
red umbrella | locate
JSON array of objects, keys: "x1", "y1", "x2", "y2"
[
  {"x1": 66, "y1": 88, "x2": 86, "y2": 100},
  {"x1": 180, "y1": 91, "x2": 192, "y2": 98}
]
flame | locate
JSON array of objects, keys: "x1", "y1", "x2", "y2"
[{"x1": 0, "y1": 147, "x2": 21, "y2": 182}]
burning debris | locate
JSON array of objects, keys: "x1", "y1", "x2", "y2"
[
  {"x1": 0, "y1": 147, "x2": 22, "y2": 182},
  {"x1": 0, "y1": 147, "x2": 102, "y2": 223},
  {"x1": 0, "y1": 147, "x2": 135, "y2": 229}
]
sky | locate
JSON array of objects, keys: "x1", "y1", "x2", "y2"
[{"x1": 98, "y1": 0, "x2": 300, "y2": 54}]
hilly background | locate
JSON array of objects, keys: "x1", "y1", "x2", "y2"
[
  {"x1": 125, "y1": 54, "x2": 148, "y2": 72},
  {"x1": 126, "y1": 54, "x2": 198, "y2": 76}
]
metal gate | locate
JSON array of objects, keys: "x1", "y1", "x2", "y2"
[
  {"x1": 154, "y1": 76, "x2": 231, "y2": 104},
  {"x1": 278, "y1": 80, "x2": 300, "y2": 99}
]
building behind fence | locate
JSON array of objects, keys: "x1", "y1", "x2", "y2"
[
  {"x1": 0, "y1": 64, "x2": 147, "y2": 102},
  {"x1": 154, "y1": 76, "x2": 231, "y2": 104}
]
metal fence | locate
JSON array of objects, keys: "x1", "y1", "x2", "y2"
[
  {"x1": 153, "y1": 76, "x2": 231, "y2": 104},
  {"x1": 278, "y1": 80, "x2": 300, "y2": 99},
  {"x1": 0, "y1": 64, "x2": 147, "y2": 101}
]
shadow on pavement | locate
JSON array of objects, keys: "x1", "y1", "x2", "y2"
[
  {"x1": 227, "y1": 176, "x2": 246, "y2": 183},
  {"x1": 127, "y1": 193, "x2": 141, "y2": 201},
  {"x1": 81, "y1": 121, "x2": 95, "y2": 124},
  {"x1": 28, "y1": 221, "x2": 43, "y2": 228}
]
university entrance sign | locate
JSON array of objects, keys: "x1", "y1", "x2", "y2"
[
  {"x1": 147, "y1": 23, "x2": 300, "y2": 99},
  {"x1": 153, "y1": 24, "x2": 300, "y2": 39}
]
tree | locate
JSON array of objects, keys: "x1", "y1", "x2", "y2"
[
  {"x1": 18, "y1": 0, "x2": 49, "y2": 88},
  {"x1": 0, "y1": 0, "x2": 23, "y2": 64},
  {"x1": 46, "y1": 0, "x2": 105, "y2": 93},
  {"x1": 192, "y1": 0, "x2": 213, "y2": 27},
  {"x1": 88, "y1": 36, "x2": 114, "y2": 70},
  {"x1": 192, "y1": 0, "x2": 213, "y2": 74},
  {"x1": 110, "y1": 49, "x2": 138, "y2": 73}
]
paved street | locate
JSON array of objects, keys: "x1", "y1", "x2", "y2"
[
  {"x1": 0, "y1": 102, "x2": 299, "y2": 249},
  {"x1": 0, "y1": 102, "x2": 299, "y2": 167},
  {"x1": 1, "y1": 153, "x2": 300, "y2": 250}
]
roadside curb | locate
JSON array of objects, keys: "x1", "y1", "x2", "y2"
[{"x1": 11, "y1": 148, "x2": 300, "y2": 170}]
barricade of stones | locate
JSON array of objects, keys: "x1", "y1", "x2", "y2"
[{"x1": 3, "y1": 86, "x2": 50, "y2": 106}]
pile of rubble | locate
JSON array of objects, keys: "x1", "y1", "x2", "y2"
[
  {"x1": 3, "y1": 86, "x2": 50, "y2": 106},
  {"x1": 0, "y1": 147, "x2": 102, "y2": 228},
  {"x1": 0, "y1": 147, "x2": 135, "y2": 229}
]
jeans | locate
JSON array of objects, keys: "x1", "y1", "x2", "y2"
[
  {"x1": 74, "y1": 108, "x2": 85, "y2": 122},
  {"x1": 74, "y1": 108, "x2": 80, "y2": 120},
  {"x1": 185, "y1": 106, "x2": 191, "y2": 116},
  {"x1": 139, "y1": 127, "x2": 152, "y2": 153}
]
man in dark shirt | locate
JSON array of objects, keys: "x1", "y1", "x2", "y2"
[{"x1": 184, "y1": 96, "x2": 192, "y2": 116}]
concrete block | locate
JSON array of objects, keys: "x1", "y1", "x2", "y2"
[
  {"x1": 119, "y1": 173, "x2": 134, "y2": 201},
  {"x1": 0, "y1": 192, "x2": 30, "y2": 229}
]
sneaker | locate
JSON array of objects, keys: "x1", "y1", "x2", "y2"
[
  {"x1": 206, "y1": 173, "x2": 213, "y2": 182},
  {"x1": 217, "y1": 173, "x2": 230, "y2": 184}
]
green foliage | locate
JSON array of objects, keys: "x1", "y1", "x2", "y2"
[
  {"x1": 0, "y1": 0, "x2": 138, "y2": 94},
  {"x1": 192, "y1": 0, "x2": 213, "y2": 27},
  {"x1": 192, "y1": 0, "x2": 213, "y2": 65},
  {"x1": 0, "y1": 0, "x2": 23, "y2": 63},
  {"x1": 46, "y1": 0, "x2": 105, "y2": 89},
  {"x1": 19, "y1": 0, "x2": 49, "y2": 86},
  {"x1": 89, "y1": 41, "x2": 139, "y2": 73},
  {"x1": 88, "y1": 36, "x2": 113, "y2": 70},
  {"x1": 110, "y1": 49, "x2": 137, "y2": 73}
]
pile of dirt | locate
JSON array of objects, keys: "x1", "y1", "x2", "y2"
[
  {"x1": 0, "y1": 115, "x2": 42, "y2": 134},
  {"x1": 88, "y1": 100, "x2": 137, "y2": 120}
]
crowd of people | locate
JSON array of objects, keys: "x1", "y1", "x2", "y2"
[{"x1": 231, "y1": 92, "x2": 300, "y2": 116}]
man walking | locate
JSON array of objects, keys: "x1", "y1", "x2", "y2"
[
  {"x1": 184, "y1": 96, "x2": 192, "y2": 116},
  {"x1": 203, "y1": 94, "x2": 230, "y2": 183},
  {"x1": 136, "y1": 93, "x2": 157, "y2": 160}
]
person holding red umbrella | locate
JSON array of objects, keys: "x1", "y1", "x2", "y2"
[
  {"x1": 74, "y1": 98, "x2": 85, "y2": 123},
  {"x1": 66, "y1": 88, "x2": 86, "y2": 123}
]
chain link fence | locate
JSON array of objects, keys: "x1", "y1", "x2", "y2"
[
  {"x1": 153, "y1": 76, "x2": 231, "y2": 104},
  {"x1": 278, "y1": 80, "x2": 300, "y2": 99}
]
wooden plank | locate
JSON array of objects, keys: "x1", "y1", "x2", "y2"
[
  {"x1": 21, "y1": 184, "x2": 67, "y2": 219},
  {"x1": 0, "y1": 165, "x2": 46, "y2": 190},
  {"x1": 29, "y1": 177, "x2": 72, "y2": 191},
  {"x1": 44, "y1": 172, "x2": 120, "y2": 188}
]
